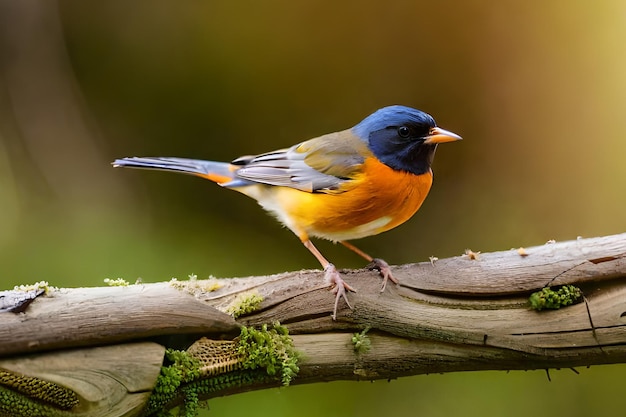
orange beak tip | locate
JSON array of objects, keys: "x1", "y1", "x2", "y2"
[{"x1": 424, "y1": 127, "x2": 462, "y2": 144}]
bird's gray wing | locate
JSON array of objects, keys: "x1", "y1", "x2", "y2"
[{"x1": 232, "y1": 131, "x2": 370, "y2": 193}]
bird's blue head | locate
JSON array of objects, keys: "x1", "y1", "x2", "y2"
[{"x1": 352, "y1": 105, "x2": 461, "y2": 175}]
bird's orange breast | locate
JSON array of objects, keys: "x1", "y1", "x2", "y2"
[{"x1": 272, "y1": 157, "x2": 433, "y2": 241}]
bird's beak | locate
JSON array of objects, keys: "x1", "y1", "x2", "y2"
[{"x1": 424, "y1": 127, "x2": 462, "y2": 144}]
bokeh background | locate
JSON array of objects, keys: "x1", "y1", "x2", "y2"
[{"x1": 1, "y1": 1, "x2": 625, "y2": 416}]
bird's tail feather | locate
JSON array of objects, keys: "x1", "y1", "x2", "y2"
[{"x1": 113, "y1": 157, "x2": 236, "y2": 184}]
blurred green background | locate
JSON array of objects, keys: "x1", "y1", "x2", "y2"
[{"x1": 1, "y1": 1, "x2": 625, "y2": 416}]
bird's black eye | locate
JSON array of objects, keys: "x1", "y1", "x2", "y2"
[{"x1": 397, "y1": 126, "x2": 411, "y2": 138}]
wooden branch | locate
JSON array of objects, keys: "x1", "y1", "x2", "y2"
[
  {"x1": 0, "y1": 343, "x2": 165, "y2": 417},
  {"x1": 0, "y1": 285, "x2": 239, "y2": 356},
  {"x1": 1, "y1": 233, "x2": 625, "y2": 416}
]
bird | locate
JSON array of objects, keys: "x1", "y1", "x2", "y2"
[{"x1": 113, "y1": 105, "x2": 461, "y2": 319}]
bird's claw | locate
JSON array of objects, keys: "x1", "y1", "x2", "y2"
[
  {"x1": 324, "y1": 264, "x2": 355, "y2": 320},
  {"x1": 368, "y1": 258, "x2": 399, "y2": 292}
]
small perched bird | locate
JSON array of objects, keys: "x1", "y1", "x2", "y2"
[{"x1": 113, "y1": 105, "x2": 461, "y2": 319}]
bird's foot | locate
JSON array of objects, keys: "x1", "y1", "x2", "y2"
[
  {"x1": 324, "y1": 263, "x2": 355, "y2": 320},
  {"x1": 368, "y1": 258, "x2": 399, "y2": 292}
]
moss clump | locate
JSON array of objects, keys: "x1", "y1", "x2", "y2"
[
  {"x1": 0, "y1": 369, "x2": 78, "y2": 416},
  {"x1": 351, "y1": 327, "x2": 371, "y2": 354},
  {"x1": 144, "y1": 323, "x2": 299, "y2": 416},
  {"x1": 0, "y1": 370, "x2": 78, "y2": 410},
  {"x1": 13, "y1": 281, "x2": 54, "y2": 294},
  {"x1": 145, "y1": 349, "x2": 202, "y2": 417},
  {"x1": 237, "y1": 323, "x2": 299, "y2": 386},
  {"x1": 529, "y1": 285, "x2": 583, "y2": 311},
  {"x1": 169, "y1": 275, "x2": 222, "y2": 294},
  {"x1": 103, "y1": 277, "x2": 130, "y2": 286},
  {"x1": 0, "y1": 384, "x2": 70, "y2": 417},
  {"x1": 226, "y1": 292, "x2": 264, "y2": 318}
]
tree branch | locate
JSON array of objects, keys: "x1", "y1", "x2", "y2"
[{"x1": 1, "y1": 233, "x2": 625, "y2": 416}]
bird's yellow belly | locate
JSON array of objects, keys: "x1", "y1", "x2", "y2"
[{"x1": 266, "y1": 159, "x2": 433, "y2": 242}]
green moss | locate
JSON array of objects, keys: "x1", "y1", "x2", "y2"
[
  {"x1": 352, "y1": 327, "x2": 371, "y2": 354},
  {"x1": 0, "y1": 385, "x2": 70, "y2": 417},
  {"x1": 144, "y1": 349, "x2": 202, "y2": 417},
  {"x1": 529, "y1": 285, "x2": 583, "y2": 311},
  {"x1": 103, "y1": 277, "x2": 130, "y2": 286},
  {"x1": 169, "y1": 275, "x2": 222, "y2": 294},
  {"x1": 12, "y1": 281, "x2": 54, "y2": 294},
  {"x1": 237, "y1": 322, "x2": 299, "y2": 386},
  {"x1": 144, "y1": 323, "x2": 299, "y2": 416},
  {"x1": 226, "y1": 292, "x2": 264, "y2": 318},
  {"x1": 187, "y1": 368, "x2": 273, "y2": 396},
  {"x1": 0, "y1": 370, "x2": 78, "y2": 410}
]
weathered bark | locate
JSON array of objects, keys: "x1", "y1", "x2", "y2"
[{"x1": 1, "y1": 233, "x2": 625, "y2": 416}]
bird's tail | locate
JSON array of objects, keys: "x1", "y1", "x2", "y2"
[{"x1": 113, "y1": 157, "x2": 236, "y2": 185}]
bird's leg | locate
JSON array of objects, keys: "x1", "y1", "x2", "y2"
[
  {"x1": 339, "y1": 241, "x2": 399, "y2": 292},
  {"x1": 301, "y1": 238, "x2": 354, "y2": 320}
]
